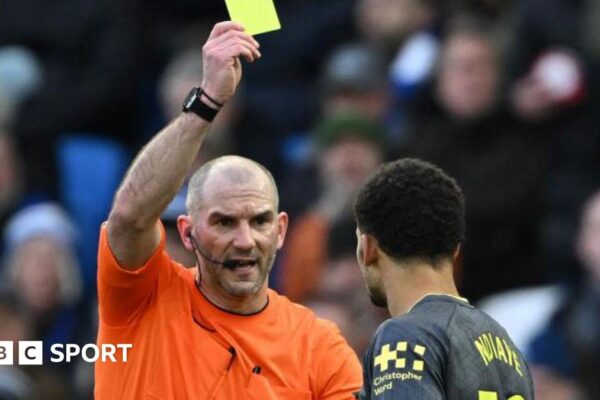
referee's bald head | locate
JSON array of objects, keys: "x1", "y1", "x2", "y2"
[{"x1": 186, "y1": 156, "x2": 279, "y2": 216}]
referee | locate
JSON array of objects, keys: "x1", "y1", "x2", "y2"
[
  {"x1": 353, "y1": 158, "x2": 535, "y2": 399},
  {"x1": 94, "y1": 22, "x2": 361, "y2": 399}
]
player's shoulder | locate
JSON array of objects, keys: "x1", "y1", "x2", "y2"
[
  {"x1": 372, "y1": 315, "x2": 445, "y2": 352},
  {"x1": 368, "y1": 295, "x2": 478, "y2": 357},
  {"x1": 411, "y1": 294, "x2": 515, "y2": 342},
  {"x1": 379, "y1": 295, "x2": 469, "y2": 337},
  {"x1": 433, "y1": 294, "x2": 513, "y2": 339},
  {"x1": 365, "y1": 315, "x2": 449, "y2": 390},
  {"x1": 410, "y1": 294, "x2": 473, "y2": 318}
]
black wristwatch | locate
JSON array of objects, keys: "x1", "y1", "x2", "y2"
[{"x1": 182, "y1": 87, "x2": 219, "y2": 122}]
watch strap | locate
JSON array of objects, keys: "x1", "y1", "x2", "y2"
[
  {"x1": 189, "y1": 96, "x2": 219, "y2": 122},
  {"x1": 183, "y1": 87, "x2": 220, "y2": 122}
]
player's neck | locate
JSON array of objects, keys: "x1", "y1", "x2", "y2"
[{"x1": 382, "y1": 259, "x2": 459, "y2": 318}]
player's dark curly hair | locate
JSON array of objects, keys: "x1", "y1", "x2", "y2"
[{"x1": 354, "y1": 158, "x2": 465, "y2": 264}]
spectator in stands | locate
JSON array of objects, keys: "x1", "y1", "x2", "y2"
[
  {"x1": 0, "y1": 297, "x2": 30, "y2": 339},
  {"x1": 0, "y1": 366, "x2": 33, "y2": 400},
  {"x1": 232, "y1": 0, "x2": 359, "y2": 177},
  {"x1": 319, "y1": 43, "x2": 389, "y2": 123},
  {"x1": 316, "y1": 218, "x2": 365, "y2": 300},
  {"x1": 435, "y1": 18, "x2": 500, "y2": 120},
  {"x1": 404, "y1": 15, "x2": 547, "y2": 300},
  {"x1": 0, "y1": 297, "x2": 72, "y2": 399},
  {"x1": 279, "y1": 112, "x2": 385, "y2": 301},
  {"x1": 0, "y1": 298, "x2": 34, "y2": 400},
  {"x1": 0, "y1": 131, "x2": 23, "y2": 256},
  {"x1": 355, "y1": 0, "x2": 439, "y2": 55},
  {"x1": 528, "y1": 189, "x2": 600, "y2": 400},
  {"x1": 507, "y1": 0, "x2": 600, "y2": 282},
  {"x1": 355, "y1": 0, "x2": 446, "y2": 146},
  {"x1": 1, "y1": 203, "x2": 83, "y2": 351},
  {"x1": 280, "y1": 43, "x2": 389, "y2": 219},
  {"x1": 0, "y1": 47, "x2": 42, "y2": 130},
  {"x1": 0, "y1": 0, "x2": 143, "y2": 195}
]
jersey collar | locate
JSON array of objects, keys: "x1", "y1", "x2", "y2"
[{"x1": 407, "y1": 293, "x2": 470, "y2": 313}]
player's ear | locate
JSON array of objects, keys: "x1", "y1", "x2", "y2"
[
  {"x1": 360, "y1": 233, "x2": 379, "y2": 267},
  {"x1": 452, "y1": 244, "x2": 461, "y2": 262}
]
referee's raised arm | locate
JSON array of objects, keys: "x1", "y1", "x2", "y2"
[{"x1": 106, "y1": 22, "x2": 261, "y2": 270}]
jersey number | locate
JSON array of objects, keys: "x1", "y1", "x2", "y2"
[{"x1": 478, "y1": 391, "x2": 524, "y2": 400}]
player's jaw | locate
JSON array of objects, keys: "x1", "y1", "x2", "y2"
[
  {"x1": 362, "y1": 266, "x2": 388, "y2": 308},
  {"x1": 366, "y1": 284, "x2": 388, "y2": 308}
]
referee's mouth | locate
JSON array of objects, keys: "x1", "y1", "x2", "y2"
[{"x1": 226, "y1": 258, "x2": 259, "y2": 272}]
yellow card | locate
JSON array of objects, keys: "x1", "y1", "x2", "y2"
[{"x1": 225, "y1": 0, "x2": 281, "y2": 36}]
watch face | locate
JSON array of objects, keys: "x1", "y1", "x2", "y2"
[{"x1": 183, "y1": 88, "x2": 199, "y2": 111}]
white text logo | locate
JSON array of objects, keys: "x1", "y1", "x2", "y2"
[{"x1": 0, "y1": 342, "x2": 132, "y2": 365}]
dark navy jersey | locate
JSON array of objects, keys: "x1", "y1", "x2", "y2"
[{"x1": 360, "y1": 295, "x2": 535, "y2": 400}]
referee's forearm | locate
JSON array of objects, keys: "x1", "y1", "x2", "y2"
[{"x1": 110, "y1": 113, "x2": 209, "y2": 230}]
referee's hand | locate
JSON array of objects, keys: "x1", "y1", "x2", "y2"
[{"x1": 201, "y1": 21, "x2": 261, "y2": 107}]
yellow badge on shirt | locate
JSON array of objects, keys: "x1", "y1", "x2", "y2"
[
  {"x1": 374, "y1": 342, "x2": 427, "y2": 373},
  {"x1": 225, "y1": 0, "x2": 281, "y2": 35}
]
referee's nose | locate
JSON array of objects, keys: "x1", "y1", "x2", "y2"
[{"x1": 232, "y1": 220, "x2": 255, "y2": 251}]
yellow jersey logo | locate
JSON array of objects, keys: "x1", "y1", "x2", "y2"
[{"x1": 374, "y1": 342, "x2": 427, "y2": 373}]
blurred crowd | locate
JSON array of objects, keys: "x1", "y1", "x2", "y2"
[{"x1": 0, "y1": 0, "x2": 598, "y2": 398}]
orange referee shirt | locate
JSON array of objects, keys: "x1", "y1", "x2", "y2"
[{"x1": 95, "y1": 222, "x2": 362, "y2": 399}]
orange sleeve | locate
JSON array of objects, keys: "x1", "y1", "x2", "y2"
[
  {"x1": 312, "y1": 319, "x2": 363, "y2": 400},
  {"x1": 97, "y1": 221, "x2": 174, "y2": 328},
  {"x1": 280, "y1": 213, "x2": 329, "y2": 302}
]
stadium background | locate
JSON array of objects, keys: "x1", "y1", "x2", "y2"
[{"x1": 0, "y1": 0, "x2": 599, "y2": 398}]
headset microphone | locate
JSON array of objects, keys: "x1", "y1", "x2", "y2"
[{"x1": 187, "y1": 232, "x2": 238, "y2": 269}]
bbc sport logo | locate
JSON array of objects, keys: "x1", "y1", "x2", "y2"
[{"x1": 0, "y1": 341, "x2": 132, "y2": 365}]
